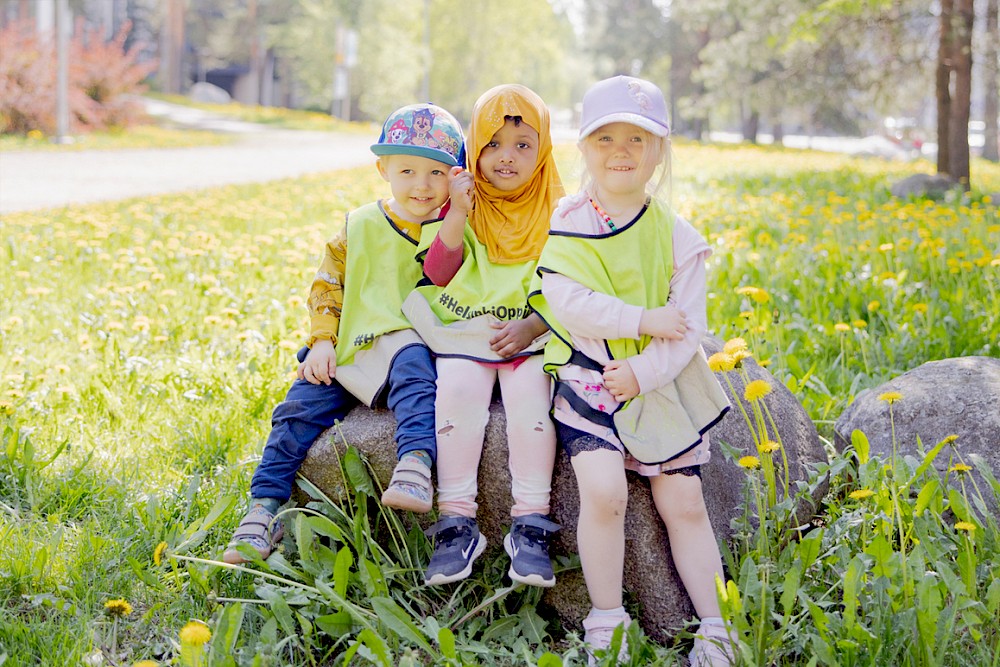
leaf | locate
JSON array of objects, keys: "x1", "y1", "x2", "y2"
[
  {"x1": 851, "y1": 429, "x2": 870, "y2": 464},
  {"x1": 910, "y1": 436, "x2": 950, "y2": 485},
  {"x1": 257, "y1": 586, "x2": 297, "y2": 637},
  {"x1": 537, "y1": 652, "x2": 563, "y2": 667},
  {"x1": 315, "y1": 611, "x2": 353, "y2": 637},
  {"x1": 209, "y1": 602, "x2": 245, "y2": 664},
  {"x1": 481, "y1": 616, "x2": 519, "y2": 642},
  {"x1": 199, "y1": 494, "x2": 236, "y2": 531},
  {"x1": 370, "y1": 596, "x2": 435, "y2": 656},
  {"x1": 781, "y1": 565, "x2": 801, "y2": 619},
  {"x1": 343, "y1": 446, "x2": 376, "y2": 497},
  {"x1": 334, "y1": 546, "x2": 353, "y2": 598},
  {"x1": 914, "y1": 478, "x2": 941, "y2": 517},
  {"x1": 516, "y1": 606, "x2": 548, "y2": 645},
  {"x1": 352, "y1": 627, "x2": 391, "y2": 667}
]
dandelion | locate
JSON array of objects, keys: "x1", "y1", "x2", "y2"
[
  {"x1": 949, "y1": 463, "x2": 972, "y2": 474},
  {"x1": 153, "y1": 541, "x2": 168, "y2": 566},
  {"x1": 834, "y1": 322, "x2": 850, "y2": 333},
  {"x1": 723, "y1": 337, "x2": 748, "y2": 354},
  {"x1": 104, "y1": 599, "x2": 133, "y2": 618},
  {"x1": 941, "y1": 434, "x2": 959, "y2": 446},
  {"x1": 912, "y1": 303, "x2": 928, "y2": 314},
  {"x1": 0, "y1": 401, "x2": 14, "y2": 415},
  {"x1": 179, "y1": 621, "x2": 212, "y2": 646},
  {"x1": 2, "y1": 316, "x2": 24, "y2": 332},
  {"x1": 730, "y1": 348, "x2": 753, "y2": 364},
  {"x1": 878, "y1": 391, "x2": 903, "y2": 404},
  {"x1": 743, "y1": 379, "x2": 772, "y2": 402},
  {"x1": 739, "y1": 310, "x2": 754, "y2": 319},
  {"x1": 867, "y1": 300, "x2": 880, "y2": 312},
  {"x1": 955, "y1": 521, "x2": 977, "y2": 533},
  {"x1": 849, "y1": 489, "x2": 874, "y2": 500},
  {"x1": 708, "y1": 352, "x2": 736, "y2": 373},
  {"x1": 132, "y1": 661, "x2": 159, "y2": 667},
  {"x1": 852, "y1": 320, "x2": 867, "y2": 329},
  {"x1": 759, "y1": 440, "x2": 780, "y2": 454},
  {"x1": 203, "y1": 315, "x2": 222, "y2": 326},
  {"x1": 738, "y1": 455, "x2": 760, "y2": 469},
  {"x1": 106, "y1": 321, "x2": 125, "y2": 331}
]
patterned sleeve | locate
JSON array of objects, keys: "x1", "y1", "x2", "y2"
[{"x1": 306, "y1": 224, "x2": 347, "y2": 347}]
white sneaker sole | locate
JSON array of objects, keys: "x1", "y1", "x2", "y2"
[
  {"x1": 424, "y1": 533, "x2": 487, "y2": 586},
  {"x1": 503, "y1": 533, "x2": 556, "y2": 588}
]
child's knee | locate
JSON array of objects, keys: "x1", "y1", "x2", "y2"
[{"x1": 581, "y1": 479, "x2": 628, "y2": 519}]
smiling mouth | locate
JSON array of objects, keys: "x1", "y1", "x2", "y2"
[{"x1": 494, "y1": 168, "x2": 518, "y2": 177}]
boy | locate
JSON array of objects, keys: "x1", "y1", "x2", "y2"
[{"x1": 224, "y1": 103, "x2": 466, "y2": 565}]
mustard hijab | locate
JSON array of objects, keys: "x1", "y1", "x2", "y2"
[{"x1": 468, "y1": 84, "x2": 564, "y2": 265}]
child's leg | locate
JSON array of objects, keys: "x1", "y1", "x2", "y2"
[
  {"x1": 649, "y1": 470, "x2": 724, "y2": 619},
  {"x1": 571, "y1": 447, "x2": 629, "y2": 610},
  {"x1": 497, "y1": 356, "x2": 556, "y2": 517},
  {"x1": 381, "y1": 344, "x2": 437, "y2": 512},
  {"x1": 250, "y1": 377, "x2": 358, "y2": 502},
  {"x1": 434, "y1": 357, "x2": 495, "y2": 518}
]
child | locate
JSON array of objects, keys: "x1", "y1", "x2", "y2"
[
  {"x1": 401, "y1": 84, "x2": 563, "y2": 587},
  {"x1": 527, "y1": 76, "x2": 735, "y2": 666},
  {"x1": 223, "y1": 103, "x2": 466, "y2": 565}
]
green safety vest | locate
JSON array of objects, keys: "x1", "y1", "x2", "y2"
[
  {"x1": 415, "y1": 220, "x2": 537, "y2": 325},
  {"x1": 336, "y1": 202, "x2": 425, "y2": 367},
  {"x1": 528, "y1": 198, "x2": 675, "y2": 375}
]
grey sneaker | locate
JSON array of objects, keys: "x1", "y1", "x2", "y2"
[
  {"x1": 503, "y1": 513, "x2": 560, "y2": 587},
  {"x1": 424, "y1": 516, "x2": 487, "y2": 585}
]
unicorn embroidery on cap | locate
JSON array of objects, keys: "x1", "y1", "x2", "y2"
[{"x1": 626, "y1": 80, "x2": 652, "y2": 111}]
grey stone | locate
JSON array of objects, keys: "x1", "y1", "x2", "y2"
[
  {"x1": 834, "y1": 357, "x2": 1000, "y2": 509},
  {"x1": 298, "y1": 336, "x2": 828, "y2": 642},
  {"x1": 188, "y1": 81, "x2": 231, "y2": 104},
  {"x1": 889, "y1": 173, "x2": 961, "y2": 199}
]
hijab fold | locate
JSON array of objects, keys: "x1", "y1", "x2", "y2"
[{"x1": 468, "y1": 84, "x2": 564, "y2": 264}]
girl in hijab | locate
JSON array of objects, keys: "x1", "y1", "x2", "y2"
[{"x1": 403, "y1": 84, "x2": 563, "y2": 588}]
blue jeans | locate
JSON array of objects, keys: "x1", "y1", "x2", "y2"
[{"x1": 250, "y1": 343, "x2": 437, "y2": 501}]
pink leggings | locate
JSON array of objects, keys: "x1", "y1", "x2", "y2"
[{"x1": 434, "y1": 355, "x2": 556, "y2": 518}]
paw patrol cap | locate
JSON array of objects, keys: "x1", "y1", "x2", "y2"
[
  {"x1": 371, "y1": 103, "x2": 466, "y2": 167},
  {"x1": 578, "y1": 76, "x2": 670, "y2": 140}
]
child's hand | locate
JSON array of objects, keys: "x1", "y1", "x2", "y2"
[
  {"x1": 297, "y1": 339, "x2": 337, "y2": 385},
  {"x1": 639, "y1": 304, "x2": 689, "y2": 340},
  {"x1": 489, "y1": 318, "x2": 539, "y2": 358},
  {"x1": 448, "y1": 166, "x2": 474, "y2": 214},
  {"x1": 602, "y1": 359, "x2": 640, "y2": 403}
]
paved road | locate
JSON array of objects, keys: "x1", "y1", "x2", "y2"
[{"x1": 0, "y1": 99, "x2": 378, "y2": 214}]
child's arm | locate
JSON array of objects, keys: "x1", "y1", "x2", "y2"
[
  {"x1": 424, "y1": 167, "x2": 473, "y2": 286},
  {"x1": 488, "y1": 313, "x2": 549, "y2": 358},
  {"x1": 299, "y1": 229, "x2": 347, "y2": 385}
]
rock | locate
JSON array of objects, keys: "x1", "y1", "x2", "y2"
[
  {"x1": 188, "y1": 81, "x2": 231, "y2": 105},
  {"x1": 298, "y1": 336, "x2": 828, "y2": 642},
  {"x1": 889, "y1": 173, "x2": 961, "y2": 199},
  {"x1": 834, "y1": 357, "x2": 1000, "y2": 509}
]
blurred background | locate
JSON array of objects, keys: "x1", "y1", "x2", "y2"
[{"x1": 1, "y1": 0, "x2": 998, "y2": 164}]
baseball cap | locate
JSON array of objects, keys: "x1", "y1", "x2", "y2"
[
  {"x1": 578, "y1": 76, "x2": 670, "y2": 140},
  {"x1": 371, "y1": 103, "x2": 466, "y2": 167}
]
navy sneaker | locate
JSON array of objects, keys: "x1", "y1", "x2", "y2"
[
  {"x1": 503, "y1": 513, "x2": 560, "y2": 587},
  {"x1": 424, "y1": 516, "x2": 487, "y2": 586}
]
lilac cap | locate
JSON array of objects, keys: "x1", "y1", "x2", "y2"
[{"x1": 578, "y1": 75, "x2": 670, "y2": 140}]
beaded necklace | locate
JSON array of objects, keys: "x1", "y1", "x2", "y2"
[{"x1": 589, "y1": 197, "x2": 618, "y2": 232}]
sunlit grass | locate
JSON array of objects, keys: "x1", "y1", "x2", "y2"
[
  {"x1": 0, "y1": 124, "x2": 234, "y2": 152},
  {"x1": 1, "y1": 143, "x2": 998, "y2": 664}
]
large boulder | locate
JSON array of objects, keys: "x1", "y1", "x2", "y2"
[
  {"x1": 834, "y1": 357, "x2": 1000, "y2": 508},
  {"x1": 889, "y1": 173, "x2": 961, "y2": 200},
  {"x1": 299, "y1": 337, "x2": 828, "y2": 642}
]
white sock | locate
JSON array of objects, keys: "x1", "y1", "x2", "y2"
[
  {"x1": 588, "y1": 605, "x2": 627, "y2": 619},
  {"x1": 699, "y1": 616, "x2": 724, "y2": 626}
]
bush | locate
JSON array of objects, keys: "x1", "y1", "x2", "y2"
[{"x1": 0, "y1": 19, "x2": 155, "y2": 136}]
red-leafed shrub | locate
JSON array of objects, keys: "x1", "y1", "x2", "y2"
[{"x1": 0, "y1": 19, "x2": 156, "y2": 135}]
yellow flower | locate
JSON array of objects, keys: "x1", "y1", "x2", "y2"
[
  {"x1": 954, "y1": 521, "x2": 976, "y2": 533},
  {"x1": 743, "y1": 379, "x2": 772, "y2": 402},
  {"x1": 878, "y1": 391, "x2": 903, "y2": 404},
  {"x1": 949, "y1": 463, "x2": 972, "y2": 474},
  {"x1": 759, "y1": 440, "x2": 780, "y2": 454},
  {"x1": 132, "y1": 661, "x2": 159, "y2": 667},
  {"x1": 708, "y1": 352, "x2": 736, "y2": 373},
  {"x1": 730, "y1": 349, "x2": 753, "y2": 364},
  {"x1": 849, "y1": 489, "x2": 874, "y2": 500},
  {"x1": 867, "y1": 300, "x2": 880, "y2": 313},
  {"x1": 179, "y1": 621, "x2": 212, "y2": 646},
  {"x1": 834, "y1": 322, "x2": 850, "y2": 333},
  {"x1": 739, "y1": 310, "x2": 754, "y2": 320},
  {"x1": 0, "y1": 401, "x2": 14, "y2": 416},
  {"x1": 941, "y1": 434, "x2": 959, "y2": 446},
  {"x1": 912, "y1": 303, "x2": 928, "y2": 314},
  {"x1": 723, "y1": 337, "x2": 748, "y2": 354},
  {"x1": 738, "y1": 455, "x2": 761, "y2": 469},
  {"x1": 153, "y1": 541, "x2": 168, "y2": 566},
  {"x1": 104, "y1": 599, "x2": 133, "y2": 618},
  {"x1": 852, "y1": 320, "x2": 867, "y2": 329}
]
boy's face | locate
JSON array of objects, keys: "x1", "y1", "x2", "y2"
[
  {"x1": 477, "y1": 118, "x2": 539, "y2": 192},
  {"x1": 376, "y1": 154, "x2": 451, "y2": 222}
]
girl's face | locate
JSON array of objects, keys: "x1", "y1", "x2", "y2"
[
  {"x1": 581, "y1": 122, "x2": 662, "y2": 201},
  {"x1": 477, "y1": 118, "x2": 540, "y2": 192}
]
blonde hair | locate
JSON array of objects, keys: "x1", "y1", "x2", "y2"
[{"x1": 578, "y1": 128, "x2": 672, "y2": 206}]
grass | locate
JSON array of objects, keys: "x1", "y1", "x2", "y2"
[
  {"x1": 0, "y1": 142, "x2": 998, "y2": 665},
  {"x1": 0, "y1": 124, "x2": 234, "y2": 152}
]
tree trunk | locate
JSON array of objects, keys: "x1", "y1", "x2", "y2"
[
  {"x1": 949, "y1": 0, "x2": 974, "y2": 189},
  {"x1": 984, "y1": 0, "x2": 999, "y2": 162},
  {"x1": 937, "y1": 0, "x2": 954, "y2": 176},
  {"x1": 772, "y1": 121, "x2": 784, "y2": 145},
  {"x1": 742, "y1": 107, "x2": 760, "y2": 144}
]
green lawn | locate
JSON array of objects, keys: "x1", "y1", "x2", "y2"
[{"x1": 1, "y1": 144, "x2": 998, "y2": 665}]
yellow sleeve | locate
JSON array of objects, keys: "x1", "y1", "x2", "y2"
[{"x1": 306, "y1": 226, "x2": 347, "y2": 347}]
